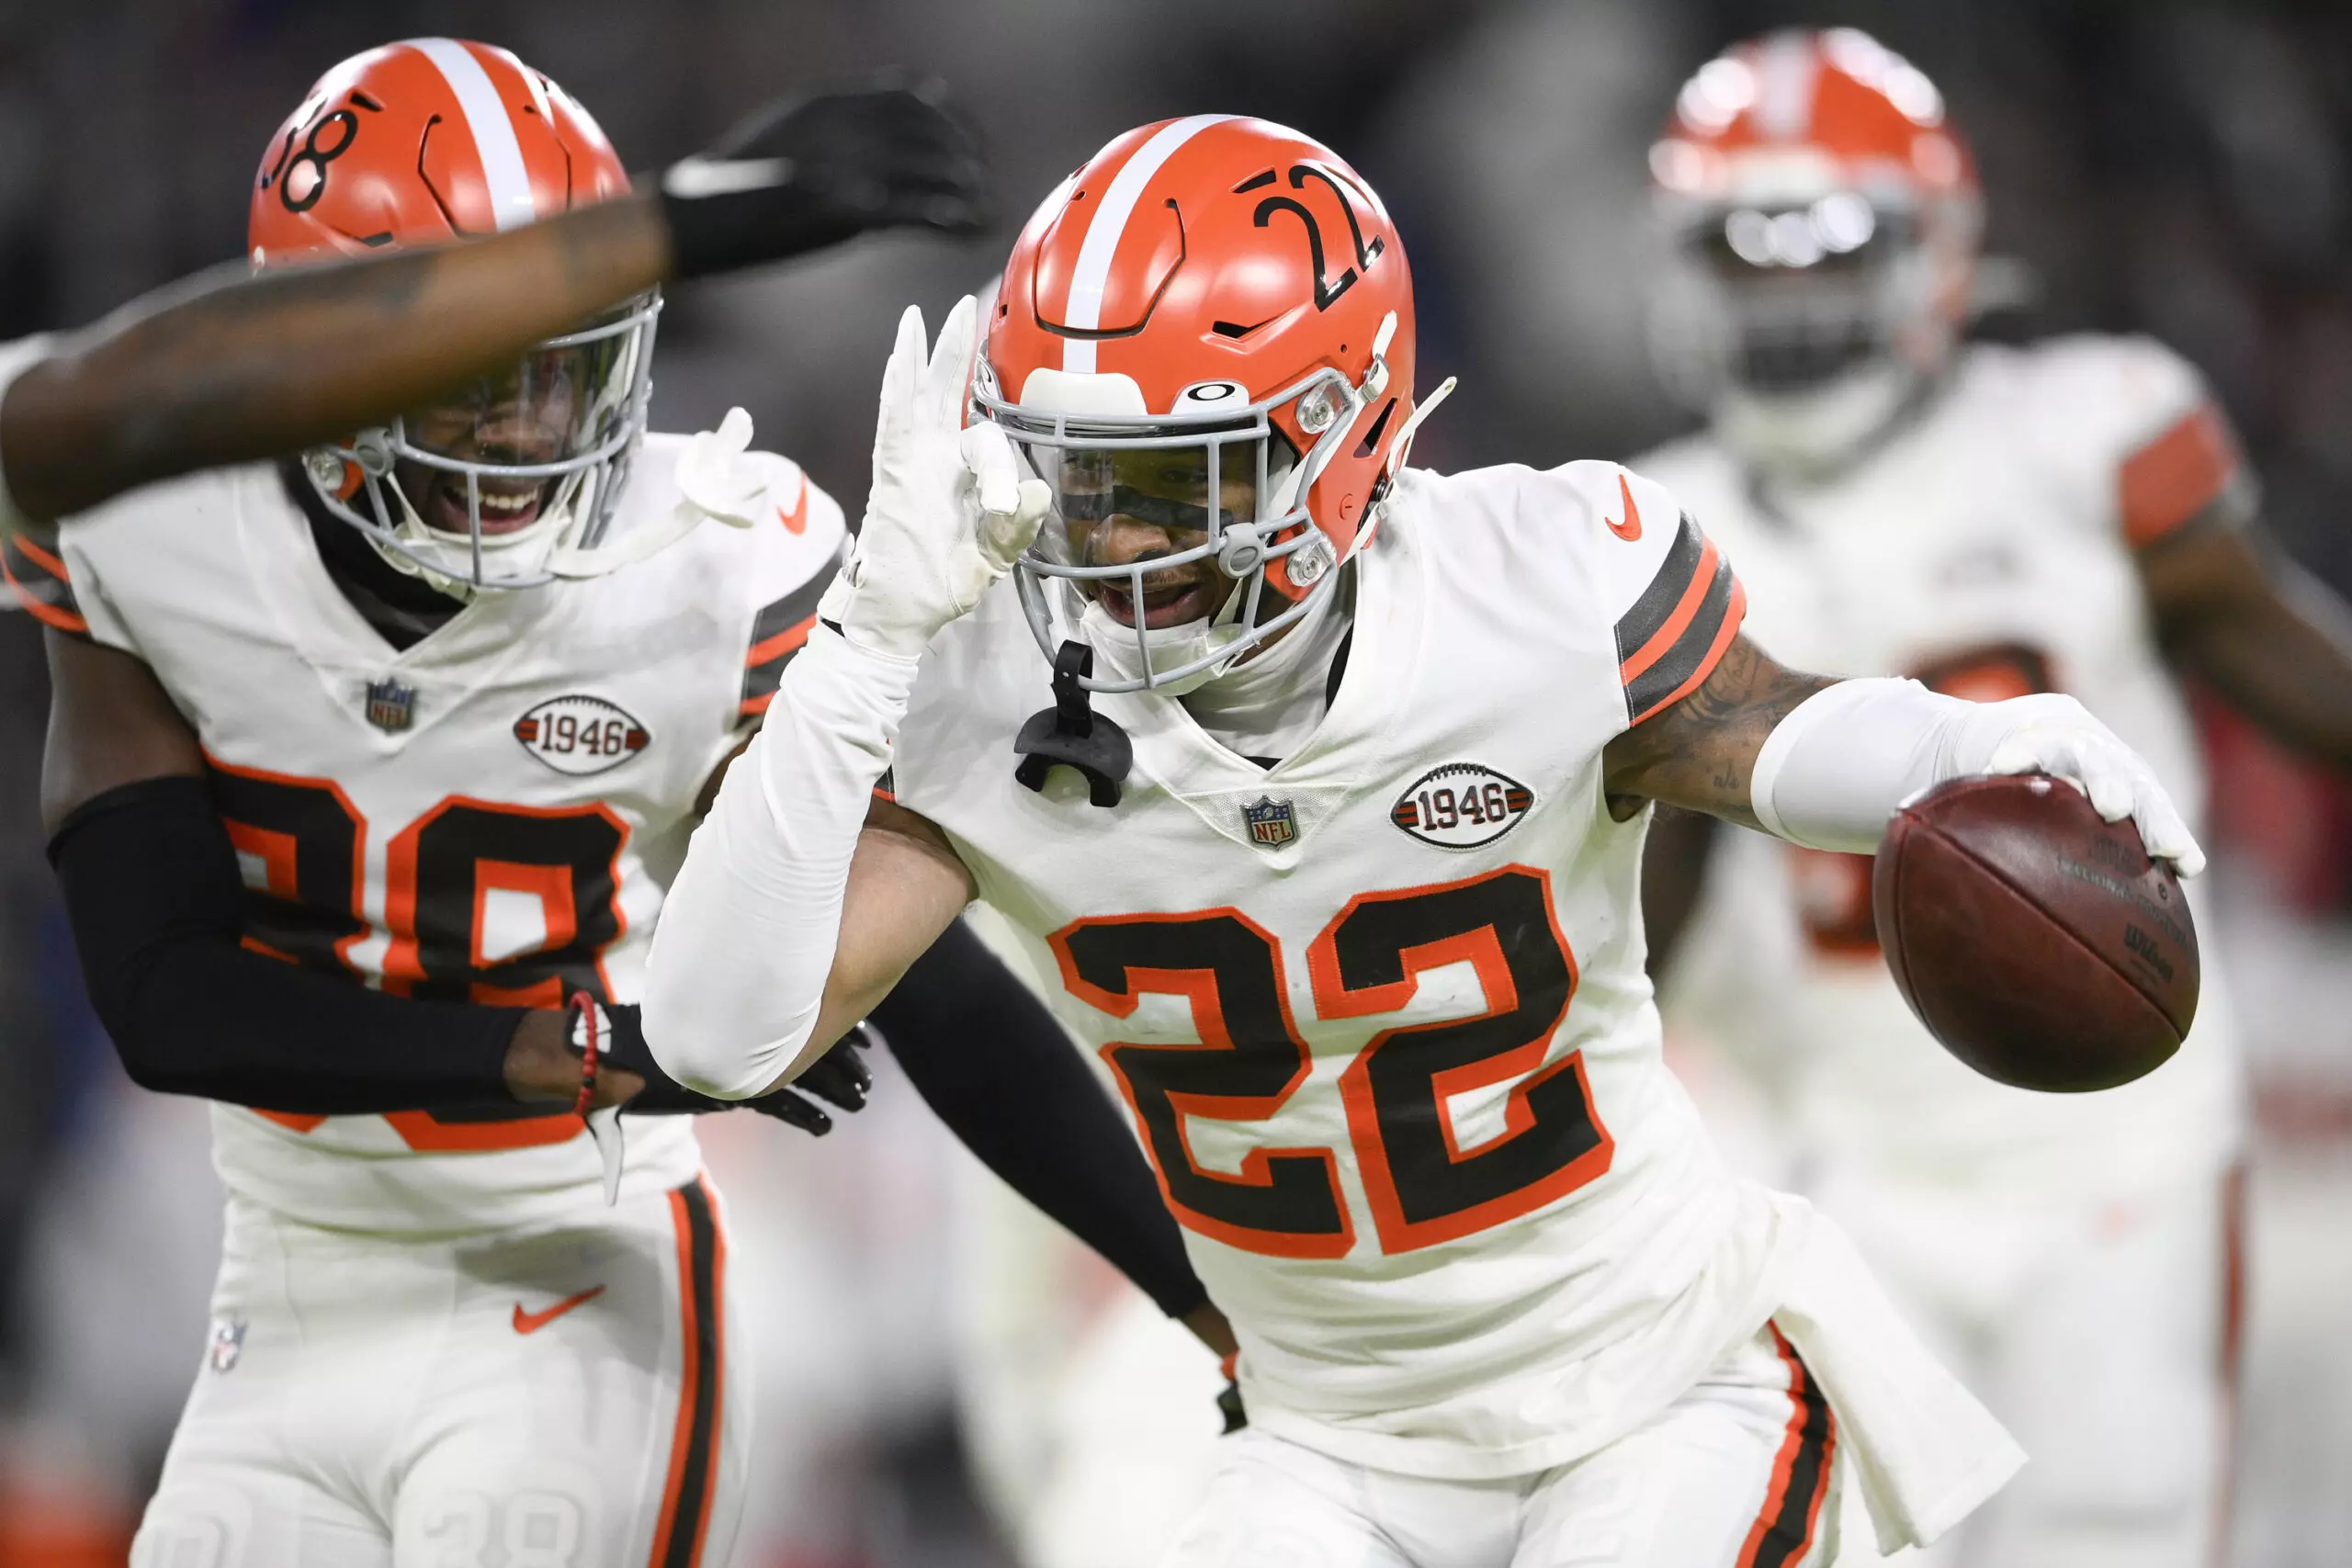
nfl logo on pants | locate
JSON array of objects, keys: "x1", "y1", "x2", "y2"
[
  {"x1": 364, "y1": 677, "x2": 416, "y2": 733},
  {"x1": 1242, "y1": 795, "x2": 1297, "y2": 848}
]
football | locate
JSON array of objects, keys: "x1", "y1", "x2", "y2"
[{"x1": 1872, "y1": 773, "x2": 2200, "y2": 1092}]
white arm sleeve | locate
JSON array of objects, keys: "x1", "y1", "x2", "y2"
[
  {"x1": 1749, "y1": 680, "x2": 2082, "y2": 852},
  {"x1": 641, "y1": 624, "x2": 921, "y2": 1099}
]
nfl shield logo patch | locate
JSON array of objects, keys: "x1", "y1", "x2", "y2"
[
  {"x1": 208, "y1": 1317, "x2": 247, "y2": 1373},
  {"x1": 363, "y1": 677, "x2": 416, "y2": 733},
  {"x1": 1241, "y1": 795, "x2": 1298, "y2": 849}
]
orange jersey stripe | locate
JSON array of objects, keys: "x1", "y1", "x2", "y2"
[
  {"x1": 1619, "y1": 536, "x2": 1723, "y2": 685},
  {"x1": 3, "y1": 563, "x2": 88, "y2": 634},
  {"x1": 10, "y1": 531, "x2": 69, "y2": 581},
  {"x1": 1633, "y1": 578, "x2": 1747, "y2": 726},
  {"x1": 743, "y1": 615, "x2": 815, "y2": 671},
  {"x1": 2121, "y1": 401, "x2": 2241, "y2": 548}
]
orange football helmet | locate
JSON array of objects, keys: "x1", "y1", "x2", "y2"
[
  {"x1": 978, "y1": 116, "x2": 1419, "y2": 693},
  {"x1": 250, "y1": 39, "x2": 661, "y2": 595},
  {"x1": 1648, "y1": 28, "x2": 1983, "y2": 473}
]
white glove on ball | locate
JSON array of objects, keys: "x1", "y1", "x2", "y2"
[
  {"x1": 1963, "y1": 693, "x2": 2207, "y2": 876},
  {"x1": 1754, "y1": 679, "x2": 2207, "y2": 877},
  {"x1": 819, "y1": 296, "x2": 1051, "y2": 660}
]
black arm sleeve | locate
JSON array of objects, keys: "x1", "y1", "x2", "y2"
[
  {"x1": 873, "y1": 918, "x2": 1209, "y2": 1321},
  {"x1": 49, "y1": 775, "x2": 526, "y2": 1113}
]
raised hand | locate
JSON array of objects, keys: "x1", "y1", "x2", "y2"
[
  {"x1": 819, "y1": 296, "x2": 1050, "y2": 660},
  {"x1": 660, "y1": 76, "x2": 991, "y2": 279}
]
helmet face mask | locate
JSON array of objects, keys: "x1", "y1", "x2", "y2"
[
  {"x1": 1646, "y1": 28, "x2": 1982, "y2": 477},
  {"x1": 305, "y1": 293, "x2": 662, "y2": 596},
  {"x1": 1677, "y1": 198, "x2": 1922, "y2": 395},
  {"x1": 985, "y1": 361, "x2": 1357, "y2": 695}
]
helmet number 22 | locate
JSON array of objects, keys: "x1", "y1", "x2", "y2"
[
  {"x1": 1051, "y1": 866, "x2": 1610, "y2": 1258},
  {"x1": 1249, "y1": 164, "x2": 1386, "y2": 312}
]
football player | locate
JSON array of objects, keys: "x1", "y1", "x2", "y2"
[
  {"x1": 1631, "y1": 29, "x2": 2352, "y2": 1568},
  {"x1": 0, "y1": 59, "x2": 980, "y2": 543},
  {"x1": 643, "y1": 116, "x2": 2211, "y2": 1566},
  {"x1": 27, "y1": 43, "x2": 1219, "y2": 1566}
]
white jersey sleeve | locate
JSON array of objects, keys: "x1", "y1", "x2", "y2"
[
  {"x1": 2019, "y1": 334, "x2": 2252, "y2": 549},
  {"x1": 1521, "y1": 458, "x2": 1747, "y2": 728},
  {"x1": 706, "y1": 447, "x2": 847, "y2": 767}
]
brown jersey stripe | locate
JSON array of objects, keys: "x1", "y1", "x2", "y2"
[
  {"x1": 1739, "y1": 1324, "x2": 1838, "y2": 1568},
  {"x1": 650, "y1": 1175, "x2": 727, "y2": 1568},
  {"x1": 1612, "y1": 512, "x2": 1706, "y2": 664},
  {"x1": 1625, "y1": 556, "x2": 1742, "y2": 725}
]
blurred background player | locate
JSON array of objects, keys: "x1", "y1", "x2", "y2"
[
  {"x1": 1630, "y1": 28, "x2": 2352, "y2": 1568},
  {"x1": 28, "y1": 39, "x2": 1219, "y2": 1566}
]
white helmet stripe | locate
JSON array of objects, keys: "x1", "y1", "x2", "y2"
[
  {"x1": 1753, "y1": 33, "x2": 1821, "y2": 141},
  {"x1": 1060, "y1": 114, "x2": 1235, "y2": 374},
  {"x1": 409, "y1": 38, "x2": 538, "y2": 231}
]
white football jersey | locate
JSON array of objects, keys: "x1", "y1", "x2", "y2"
[
  {"x1": 1637, "y1": 335, "x2": 2249, "y2": 1200},
  {"x1": 56, "y1": 435, "x2": 845, "y2": 1234},
  {"x1": 889, "y1": 459, "x2": 1806, "y2": 1480}
]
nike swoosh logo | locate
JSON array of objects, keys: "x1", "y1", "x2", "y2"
[
  {"x1": 513, "y1": 1285, "x2": 605, "y2": 1336},
  {"x1": 1604, "y1": 472, "x2": 1642, "y2": 542},
  {"x1": 662, "y1": 156, "x2": 794, "y2": 200},
  {"x1": 775, "y1": 478, "x2": 808, "y2": 536}
]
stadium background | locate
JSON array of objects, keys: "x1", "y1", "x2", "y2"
[{"x1": 1, "y1": 0, "x2": 2349, "y2": 1562}]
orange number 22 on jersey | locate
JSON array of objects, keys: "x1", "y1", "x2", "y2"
[{"x1": 1052, "y1": 866, "x2": 1611, "y2": 1258}]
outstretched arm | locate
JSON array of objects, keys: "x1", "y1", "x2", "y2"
[
  {"x1": 2, "y1": 79, "x2": 989, "y2": 525},
  {"x1": 3, "y1": 200, "x2": 667, "y2": 524},
  {"x1": 642, "y1": 297, "x2": 1046, "y2": 1098},
  {"x1": 1603, "y1": 631, "x2": 2203, "y2": 872}
]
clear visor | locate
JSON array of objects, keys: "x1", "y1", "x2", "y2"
[
  {"x1": 980, "y1": 363, "x2": 1363, "y2": 694},
  {"x1": 1019, "y1": 431, "x2": 1300, "y2": 614}
]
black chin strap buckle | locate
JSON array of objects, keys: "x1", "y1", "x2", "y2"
[{"x1": 1014, "y1": 641, "x2": 1132, "y2": 807}]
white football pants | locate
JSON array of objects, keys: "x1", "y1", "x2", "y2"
[
  {"x1": 1822, "y1": 1167, "x2": 2244, "y2": 1568},
  {"x1": 130, "y1": 1175, "x2": 748, "y2": 1568},
  {"x1": 1162, "y1": 1323, "x2": 1841, "y2": 1568}
]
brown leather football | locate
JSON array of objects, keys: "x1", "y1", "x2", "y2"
[{"x1": 1872, "y1": 773, "x2": 2199, "y2": 1092}]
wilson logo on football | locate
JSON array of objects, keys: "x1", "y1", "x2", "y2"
[
  {"x1": 514, "y1": 695, "x2": 650, "y2": 776},
  {"x1": 1391, "y1": 763, "x2": 1534, "y2": 850}
]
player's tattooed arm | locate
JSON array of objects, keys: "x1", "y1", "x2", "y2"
[
  {"x1": 1600, "y1": 633, "x2": 1839, "y2": 827},
  {"x1": 2138, "y1": 509, "x2": 2352, "y2": 775},
  {"x1": 2, "y1": 197, "x2": 670, "y2": 524}
]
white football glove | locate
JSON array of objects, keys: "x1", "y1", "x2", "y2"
[
  {"x1": 819, "y1": 296, "x2": 1051, "y2": 660},
  {"x1": 1962, "y1": 694, "x2": 2207, "y2": 877},
  {"x1": 672, "y1": 406, "x2": 768, "y2": 528}
]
